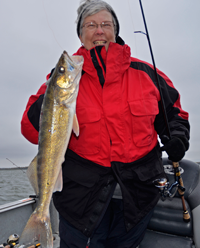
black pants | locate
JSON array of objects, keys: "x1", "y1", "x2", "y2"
[{"x1": 59, "y1": 198, "x2": 154, "y2": 248}]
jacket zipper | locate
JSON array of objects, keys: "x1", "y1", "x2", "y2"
[{"x1": 86, "y1": 237, "x2": 90, "y2": 248}]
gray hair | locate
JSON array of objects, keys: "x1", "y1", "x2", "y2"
[{"x1": 76, "y1": 0, "x2": 120, "y2": 38}]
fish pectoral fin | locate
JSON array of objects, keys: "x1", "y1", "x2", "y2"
[
  {"x1": 27, "y1": 155, "x2": 39, "y2": 196},
  {"x1": 53, "y1": 168, "x2": 63, "y2": 193},
  {"x1": 72, "y1": 114, "x2": 79, "y2": 137}
]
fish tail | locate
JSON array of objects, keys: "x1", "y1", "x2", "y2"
[{"x1": 19, "y1": 210, "x2": 53, "y2": 248}]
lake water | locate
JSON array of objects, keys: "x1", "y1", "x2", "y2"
[{"x1": 0, "y1": 168, "x2": 34, "y2": 205}]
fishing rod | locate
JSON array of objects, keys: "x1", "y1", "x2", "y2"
[
  {"x1": 137, "y1": 0, "x2": 190, "y2": 222},
  {"x1": 6, "y1": 158, "x2": 26, "y2": 174}
]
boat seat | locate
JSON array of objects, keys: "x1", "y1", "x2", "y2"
[
  {"x1": 140, "y1": 229, "x2": 193, "y2": 248},
  {"x1": 140, "y1": 158, "x2": 200, "y2": 248}
]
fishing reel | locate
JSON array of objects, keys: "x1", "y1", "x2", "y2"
[
  {"x1": 0, "y1": 234, "x2": 20, "y2": 248},
  {"x1": 153, "y1": 178, "x2": 185, "y2": 201},
  {"x1": 0, "y1": 233, "x2": 41, "y2": 248}
]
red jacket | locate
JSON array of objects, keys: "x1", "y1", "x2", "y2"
[
  {"x1": 21, "y1": 40, "x2": 190, "y2": 235},
  {"x1": 21, "y1": 42, "x2": 189, "y2": 167}
]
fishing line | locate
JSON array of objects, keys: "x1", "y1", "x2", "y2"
[
  {"x1": 127, "y1": 0, "x2": 139, "y2": 59},
  {"x1": 126, "y1": 0, "x2": 153, "y2": 151},
  {"x1": 42, "y1": 0, "x2": 64, "y2": 51}
]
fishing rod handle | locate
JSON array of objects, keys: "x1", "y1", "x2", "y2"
[
  {"x1": 172, "y1": 162, "x2": 185, "y2": 195},
  {"x1": 172, "y1": 161, "x2": 190, "y2": 222}
]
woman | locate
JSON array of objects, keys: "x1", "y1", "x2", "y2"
[{"x1": 21, "y1": 0, "x2": 190, "y2": 247}]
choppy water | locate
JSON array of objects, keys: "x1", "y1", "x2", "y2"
[{"x1": 0, "y1": 168, "x2": 34, "y2": 205}]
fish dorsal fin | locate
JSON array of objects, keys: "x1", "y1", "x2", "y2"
[
  {"x1": 53, "y1": 168, "x2": 63, "y2": 193},
  {"x1": 73, "y1": 114, "x2": 79, "y2": 137},
  {"x1": 27, "y1": 155, "x2": 39, "y2": 196}
]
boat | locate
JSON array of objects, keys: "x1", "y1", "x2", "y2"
[
  {"x1": 0, "y1": 197, "x2": 60, "y2": 247},
  {"x1": 0, "y1": 158, "x2": 199, "y2": 248}
]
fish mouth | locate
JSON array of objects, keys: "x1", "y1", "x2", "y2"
[
  {"x1": 68, "y1": 69, "x2": 81, "y2": 88},
  {"x1": 93, "y1": 41, "x2": 106, "y2": 46},
  {"x1": 63, "y1": 51, "x2": 78, "y2": 70}
]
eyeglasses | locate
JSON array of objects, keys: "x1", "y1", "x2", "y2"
[{"x1": 82, "y1": 21, "x2": 114, "y2": 31}]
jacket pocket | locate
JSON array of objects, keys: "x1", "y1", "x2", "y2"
[
  {"x1": 133, "y1": 158, "x2": 164, "y2": 182},
  {"x1": 69, "y1": 107, "x2": 101, "y2": 155},
  {"x1": 128, "y1": 98, "x2": 159, "y2": 147},
  {"x1": 120, "y1": 145, "x2": 163, "y2": 182},
  {"x1": 63, "y1": 159, "x2": 100, "y2": 186},
  {"x1": 120, "y1": 152, "x2": 164, "y2": 210},
  {"x1": 133, "y1": 158, "x2": 164, "y2": 209},
  {"x1": 56, "y1": 161, "x2": 100, "y2": 219}
]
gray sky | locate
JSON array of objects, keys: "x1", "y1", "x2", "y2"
[{"x1": 0, "y1": 0, "x2": 199, "y2": 168}]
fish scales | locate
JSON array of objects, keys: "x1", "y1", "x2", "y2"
[{"x1": 19, "y1": 51, "x2": 83, "y2": 248}]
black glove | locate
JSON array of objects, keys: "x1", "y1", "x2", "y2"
[{"x1": 161, "y1": 135, "x2": 189, "y2": 162}]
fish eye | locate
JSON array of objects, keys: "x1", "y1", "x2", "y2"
[{"x1": 59, "y1": 66, "x2": 65, "y2": 73}]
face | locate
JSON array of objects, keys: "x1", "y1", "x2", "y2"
[{"x1": 79, "y1": 10, "x2": 116, "y2": 51}]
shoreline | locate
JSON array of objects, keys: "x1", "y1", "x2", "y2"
[
  {"x1": 0, "y1": 167, "x2": 28, "y2": 170},
  {"x1": 1, "y1": 162, "x2": 199, "y2": 170}
]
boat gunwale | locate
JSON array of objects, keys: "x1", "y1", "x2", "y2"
[{"x1": 0, "y1": 198, "x2": 36, "y2": 213}]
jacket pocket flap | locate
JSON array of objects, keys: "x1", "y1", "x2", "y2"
[
  {"x1": 134, "y1": 160, "x2": 164, "y2": 182},
  {"x1": 129, "y1": 98, "x2": 159, "y2": 116},
  {"x1": 63, "y1": 161, "x2": 100, "y2": 188}
]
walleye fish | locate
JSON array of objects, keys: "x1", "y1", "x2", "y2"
[{"x1": 19, "y1": 51, "x2": 84, "y2": 248}]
